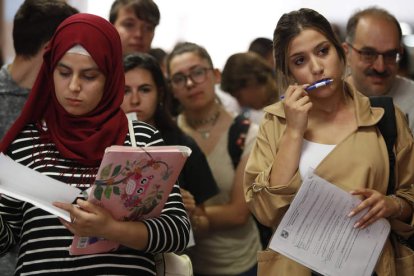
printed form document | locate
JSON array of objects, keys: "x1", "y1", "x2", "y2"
[{"x1": 269, "y1": 171, "x2": 390, "y2": 276}]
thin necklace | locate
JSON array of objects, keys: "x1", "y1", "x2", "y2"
[
  {"x1": 186, "y1": 110, "x2": 220, "y2": 128},
  {"x1": 187, "y1": 110, "x2": 220, "y2": 140}
]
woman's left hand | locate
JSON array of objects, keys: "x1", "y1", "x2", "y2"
[
  {"x1": 53, "y1": 199, "x2": 116, "y2": 238},
  {"x1": 347, "y1": 188, "x2": 399, "y2": 228}
]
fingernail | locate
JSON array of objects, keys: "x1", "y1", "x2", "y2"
[
  {"x1": 347, "y1": 211, "x2": 354, "y2": 217},
  {"x1": 353, "y1": 222, "x2": 360, "y2": 228}
]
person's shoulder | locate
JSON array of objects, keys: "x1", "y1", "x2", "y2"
[
  {"x1": 399, "y1": 75, "x2": 414, "y2": 89},
  {"x1": 7, "y1": 123, "x2": 40, "y2": 154},
  {"x1": 395, "y1": 75, "x2": 414, "y2": 84},
  {"x1": 0, "y1": 64, "x2": 29, "y2": 95},
  {"x1": 0, "y1": 65, "x2": 14, "y2": 93},
  {"x1": 391, "y1": 75, "x2": 414, "y2": 93},
  {"x1": 0, "y1": 64, "x2": 9, "y2": 78},
  {"x1": 215, "y1": 85, "x2": 241, "y2": 115}
]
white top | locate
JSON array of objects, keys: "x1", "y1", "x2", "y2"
[
  {"x1": 215, "y1": 84, "x2": 241, "y2": 116},
  {"x1": 299, "y1": 139, "x2": 336, "y2": 178},
  {"x1": 242, "y1": 108, "x2": 265, "y2": 125}
]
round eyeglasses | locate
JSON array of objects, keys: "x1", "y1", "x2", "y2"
[{"x1": 169, "y1": 67, "x2": 213, "y2": 89}]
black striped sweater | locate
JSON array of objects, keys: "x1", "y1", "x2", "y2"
[{"x1": 0, "y1": 122, "x2": 190, "y2": 275}]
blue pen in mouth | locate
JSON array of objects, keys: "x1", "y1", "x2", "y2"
[
  {"x1": 279, "y1": 78, "x2": 334, "y2": 100},
  {"x1": 305, "y1": 78, "x2": 333, "y2": 92}
]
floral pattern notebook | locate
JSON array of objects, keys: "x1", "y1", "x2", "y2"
[{"x1": 69, "y1": 145, "x2": 191, "y2": 255}]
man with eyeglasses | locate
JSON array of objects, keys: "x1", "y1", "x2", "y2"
[{"x1": 343, "y1": 7, "x2": 414, "y2": 133}]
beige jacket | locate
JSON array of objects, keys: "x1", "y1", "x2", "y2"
[{"x1": 244, "y1": 85, "x2": 414, "y2": 276}]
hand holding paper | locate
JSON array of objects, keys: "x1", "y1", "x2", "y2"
[
  {"x1": 347, "y1": 188, "x2": 401, "y2": 228},
  {"x1": 269, "y1": 170, "x2": 390, "y2": 276}
]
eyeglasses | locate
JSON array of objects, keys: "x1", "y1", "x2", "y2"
[
  {"x1": 346, "y1": 43, "x2": 400, "y2": 65},
  {"x1": 169, "y1": 67, "x2": 213, "y2": 89}
]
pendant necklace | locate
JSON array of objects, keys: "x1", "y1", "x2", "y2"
[{"x1": 198, "y1": 129, "x2": 212, "y2": 139}]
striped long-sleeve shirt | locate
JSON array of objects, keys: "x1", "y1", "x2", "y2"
[{"x1": 0, "y1": 122, "x2": 190, "y2": 275}]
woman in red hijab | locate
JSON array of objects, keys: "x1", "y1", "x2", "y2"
[{"x1": 0, "y1": 13, "x2": 189, "y2": 275}]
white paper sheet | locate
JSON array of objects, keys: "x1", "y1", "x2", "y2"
[
  {"x1": 0, "y1": 153, "x2": 84, "y2": 221},
  {"x1": 269, "y1": 171, "x2": 390, "y2": 276}
]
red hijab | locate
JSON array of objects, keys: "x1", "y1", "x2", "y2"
[{"x1": 0, "y1": 13, "x2": 128, "y2": 166}]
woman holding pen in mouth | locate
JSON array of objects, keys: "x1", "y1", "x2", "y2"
[{"x1": 244, "y1": 8, "x2": 414, "y2": 276}]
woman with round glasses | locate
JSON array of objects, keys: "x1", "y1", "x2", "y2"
[
  {"x1": 166, "y1": 42, "x2": 261, "y2": 276},
  {"x1": 168, "y1": 65, "x2": 216, "y2": 117}
]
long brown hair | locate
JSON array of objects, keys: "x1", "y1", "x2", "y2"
[{"x1": 273, "y1": 8, "x2": 346, "y2": 92}]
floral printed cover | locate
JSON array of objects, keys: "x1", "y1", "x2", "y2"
[{"x1": 70, "y1": 145, "x2": 191, "y2": 255}]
